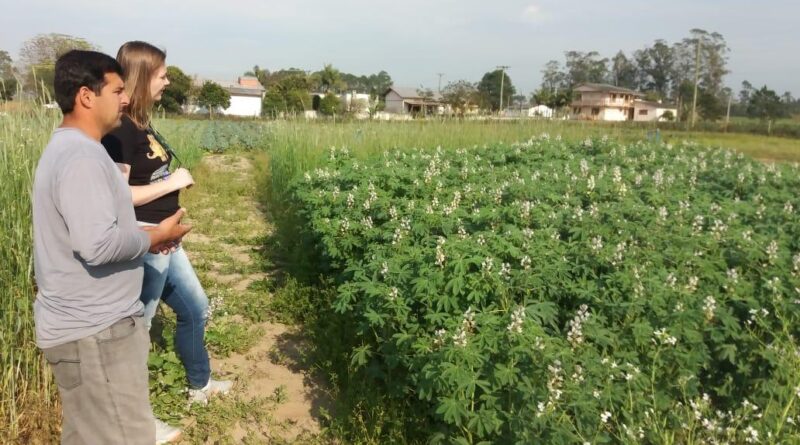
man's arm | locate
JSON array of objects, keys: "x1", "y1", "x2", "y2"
[{"x1": 57, "y1": 157, "x2": 151, "y2": 266}]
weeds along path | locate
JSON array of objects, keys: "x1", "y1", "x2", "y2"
[{"x1": 176, "y1": 153, "x2": 329, "y2": 443}]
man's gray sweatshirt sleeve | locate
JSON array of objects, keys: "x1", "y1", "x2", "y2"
[{"x1": 57, "y1": 157, "x2": 150, "y2": 266}]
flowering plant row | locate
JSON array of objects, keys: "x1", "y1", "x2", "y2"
[{"x1": 290, "y1": 136, "x2": 800, "y2": 444}]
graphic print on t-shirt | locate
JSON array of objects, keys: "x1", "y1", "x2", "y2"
[{"x1": 146, "y1": 134, "x2": 169, "y2": 162}]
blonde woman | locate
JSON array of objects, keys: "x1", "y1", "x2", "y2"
[{"x1": 101, "y1": 41, "x2": 232, "y2": 443}]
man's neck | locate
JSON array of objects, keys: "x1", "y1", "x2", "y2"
[{"x1": 60, "y1": 115, "x2": 102, "y2": 141}]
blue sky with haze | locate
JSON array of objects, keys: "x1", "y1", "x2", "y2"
[{"x1": 2, "y1": 0, "x2": 797, "y2": 97}]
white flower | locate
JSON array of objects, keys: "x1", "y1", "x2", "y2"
[
  {"x1": 481, "y1": 257, "x2": 494, "y2": 273},
  {"x1": 653, "y1": 328, "x2": 677, "y2": 346},
  {"x1": 499, "y1": 262, "x2": 512, "y2": 280},
  {"x1": 567, "y1": 305, "x2": 590, "y2": 347},
  {"x1": 685, "y1": 276, "x2": 699, "y2": 294},
  {"x1": 507, "y1": 306, "x2": 525, "y2": 334},
  {"x1": 388, "y1": 287, "x2": 399, "y2": 302},
  {"x1": 435, "y1": 237, "x2": 446, "y2": 268},
  {"x1": 521, "y1": 255, "x2": 532, "y2": 270},
  {"x1": 590, "y1": 236, "x2": 603, "y2": 253},
  {"x1": 766, "y1": 240, "x2": 779, "y2": 263},
  {"x1": 703, "y1": 296, "x2": 717, "y2": 321},
  {"x1": 433, "y1": 328, "x2": 447, "y2": 346},
  {"x1": 600, "y1": 411, "x2": 612, "y2": 424}
]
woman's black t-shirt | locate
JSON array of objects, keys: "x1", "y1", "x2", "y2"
[{"x1": 101, "y1": 115, "x2": 179, "y2": 224}]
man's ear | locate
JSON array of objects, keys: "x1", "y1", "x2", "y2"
[{"x1": 76, "y1": 86, "x2": 94, "y2": 110}]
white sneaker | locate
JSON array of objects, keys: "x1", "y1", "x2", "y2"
[
  {"x1": 188, "y1": 378, "x2": 234, "y2": 405},
  {"x1": 155, "y1": 418, "x2": 181, "y2": 444}
]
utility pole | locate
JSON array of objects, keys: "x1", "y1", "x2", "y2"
[
  {"x1": 497, "y1": 65, "x2": 509, "y2": 115},
  {"x1": 724, "y1": 92, "x2": 732, "y2": 132},
  {"x1": 437, "y1": 73, "x2": 444, "y2": 94},
  {"x1": 690, "y1": 38, "x2": 701, "y2": 129}
]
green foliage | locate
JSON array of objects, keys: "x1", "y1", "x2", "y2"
[
  {"x1": 531, "y1": 87, "x2": 572, "y2": 110},
  {"x1": 158, "y1": 66, "x2": 192, "y2": 113},
  {"x1": 262, "y1": 74, "x2": 312, "y2": 116},
  {"x1": 748, "y1": 86, "x2": 789, "y2": 121},
  {"x1": 287, "y1": 138, "x2": 800, "y2": 443},
  {"x1": 0, "y1": 50, "x2": 16, "y2": 101},
  {"x1": 318, "y1": 93, "x2": 341, "y2": 116},
  {"x1": 198, "y1": 121, "x2": 269, "y2": 153},
  {"x1": 477, "y1": 69, "x2": 516, "y2": 111},
  {"x1": 18, "y1": 33, "x2": 97, "y2": 98},
  {"x1": 197, "y1": 81, "x2": 231, "y2": 118},
  {"x1": 311, "y1": 64, "x2": 345, "y2": 93},
  {"x1": 339, "y1": 70, "x2": 393, "y2": 97},
  {"x1": 441, "y1": 80, "x2": 479, "y2": 116}
]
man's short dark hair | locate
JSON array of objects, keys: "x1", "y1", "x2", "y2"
[{"x1": 54, "y1": 50, "x2": 122, "y2": 114}]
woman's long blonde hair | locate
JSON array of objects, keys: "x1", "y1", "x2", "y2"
[{"x1": 116, "y1": 41, "x2": 166, "y2": 129}]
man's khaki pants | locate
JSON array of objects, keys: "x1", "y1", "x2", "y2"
[{"x1": 42, "y1": 316, "x2": 155, "y2": 445}]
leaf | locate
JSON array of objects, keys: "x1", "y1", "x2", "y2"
[
  {"x1": 350, "y1": 345, "x2": 372, "y2": 369},
  {"x1": 436, "y1": 396, "x2": 468, "y2": 426}
]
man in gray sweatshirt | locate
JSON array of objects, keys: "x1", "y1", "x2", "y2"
[{"x1": 33, "y1": 50, "x2": 190, "y2": 445}]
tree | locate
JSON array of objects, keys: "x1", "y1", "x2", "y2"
[
  {"x1": 313, "y1": 64, "x2": 344, "y2": 93},
  {"x1": 368, "y1": 71, "x2": 393, "y2": 97},
  {"x1": 197, "y1": 81, "x2": 230, "y2": 119},
  {"x1": 633, "y1": 40, "x2": 674, "y2": 98},
  {"x1": 563, "y1": 51, "x2": 608, "y2": 87},
  {"x1": 739, "y1": 80, "x2": 754, "y2": 106},
  {"x1": 262, "y1": 73, "x2": 312, "y2": 116},
  {"x1": 19, "y1": 33, "x2": 98, "y2": 98},
  {"x1": 318, "y1": 94, "x2": 341, "y2": 116},
  {"x1": 541, "y1": 60, "x2": 567, "y2": 91},
  {"x1": 477, "y1": 69, "x2": 516, "y2": 111},
  {"x1": 747, "y1": 86, "x2": 788, "y2": 121},
  {"x1": 157, "y1": 66, "x2": 192, "y2": 113},
  {"x1": 530, "y1": 87, "x2": 571, "y2": 111},
  {"x1": 672, "y1": 29, "x2": 729, "y2": 98},
  {"x1": 441, "y1": 80, "x2": 478, "y2": 116},
  {"x1": 610, "y1": 51, "x2": 637, "y2": 89},
  {"x1": 0, "y1": 50, "x2": 17, "y2": 101}
]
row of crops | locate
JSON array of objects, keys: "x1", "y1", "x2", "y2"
[{"x1": 288, "y1": 136, "x2": 800, "y2": 443}]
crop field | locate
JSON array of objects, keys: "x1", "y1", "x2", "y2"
[
  {"x1": 3, "y1": 108, "x2": 800, "y2": 443},
  {"x1": 286, "y1": 136, "x2": 800, "y2": 443}
]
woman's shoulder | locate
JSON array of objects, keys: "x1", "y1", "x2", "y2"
[{"x1": 101, "y1": 115, "x2": 147, "y2": 162}]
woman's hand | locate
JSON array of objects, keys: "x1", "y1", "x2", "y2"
[{"x1": 170, "y1": 167, "x2": 194, "y2": 190}]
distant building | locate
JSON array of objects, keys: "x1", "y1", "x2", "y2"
[
  {"x1": 633, "y1": 99, "x2": 678, "y2": 122},
  {"x1": 570, "y1": 83, "x2": 677, "y2": 122},
  {"x1": 384, "y1": 87, "x2": 445, "y2": 115},
  {"x1": 571, "y1": 83, "x2": 643, "y2": 121},
  {"x1": 221, "y1": 76, "x2": 265, "y2": 117},
  {"x1": 528, "y1": 104, "x2": 554, "y2": 118},
  {"x1": 186, "y1": 76, "x2": 265, "y2": 117}
]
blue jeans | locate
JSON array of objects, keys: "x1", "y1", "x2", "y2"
[{"x1": 141, "y1": 246, "x2": 210, "y2": 389}]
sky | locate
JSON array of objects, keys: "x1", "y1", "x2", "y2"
[{"x1": 1, "y1": 0, "x2": 798, "y2": 97}]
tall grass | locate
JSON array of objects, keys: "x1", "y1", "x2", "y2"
[{"x1": 0, "y1": 103, "x2": 60, "y2": 440}]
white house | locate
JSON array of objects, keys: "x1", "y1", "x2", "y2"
[
  {"x1": 221, "y1": 76, "x2": 264, "y2": 117},
  {"x1": 571, "y1": 83, "x2": 643, "y2": 121},
  {"x1": 633, "y1": 100, "x2": 678, "y2": 122},
  {"x1": 384, "y1": 87, "x2": 445, "y2": 115},
  {"x1": 186, "y1": 76, "x2": 265, "y2": 117},
  {"x1": 528, "y1": 104, "x2": 554, "y2": 118},
  {"x1": 570, "y1": 83, "x2": 678, "y2": 122}
]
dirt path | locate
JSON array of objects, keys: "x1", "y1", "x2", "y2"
[{"x1": 179, "y1": 154, "x2": 329, "y2": 443}]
